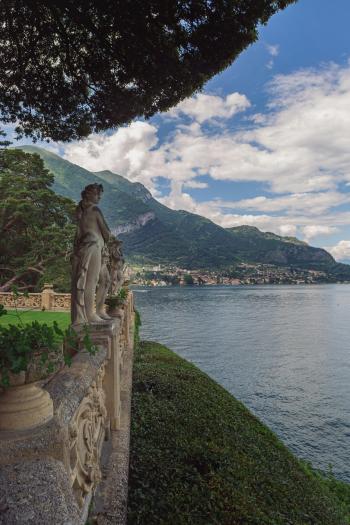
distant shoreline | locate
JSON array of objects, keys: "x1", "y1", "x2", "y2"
[{"x1": 131, "y1": 281, "x2": 350, "y2": 288}]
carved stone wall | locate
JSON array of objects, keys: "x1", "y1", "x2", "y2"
[
  {"x1": 52, "y1": 293, "x2": 71, "y2": 310},
  {"x1": 0, "y1": 285, "x2": 134, "y2": 314},
  {"x1": 0, "y1": 286, "x2": 71, "y2": 311},
  {"x1": 0, "y1": 291, "x2": 135, "y2": 525},
  {"x1": 69, "y1": 364, "x2": 107, "y2": 508},
  {"x1": 0, "y1": 292, "x2": 42, "y2": 309}
]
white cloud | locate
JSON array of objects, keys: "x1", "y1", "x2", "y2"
[
  {"x1": 183, "y1": 180, "x2": 208, "y2": 189},
  {"x1": 278, "y1": 224, "x2": 298, "y2": 237},
  {"x1": 65, "y1": 63, "x2": 350, "y2": 196},
  {"x1": 166, "y1": 92, "x2": 250, "y2": 123},
  {"x1": 62, "y1": 61, "x2": 350, "y2": 245},
  {"x1": 265, "y1": 43, "x2": 279, "y2": 69},
  {"x1": 301, "y1": 225, "x2": 338, "y2": 243},
  {"x1": 266, "y1": 44, "x2": 279, "y2": 57},
  {"x1": 64, "y1": 121, "x2": 160, "y2": 191},
  {"x1": 232, "y1": 63, "x2": 350, "y2": 193},
  {"x1": 217, "y1": 192, "x2": 350, "y2": 215},
  {"x1": 159, "y1": 181, "x2": 199, "y2": 214},
  {"x1": 326, "y1": 240, "x2": 350, "y2": 261}
]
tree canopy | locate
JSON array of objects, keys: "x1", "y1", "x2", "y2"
[
  {"x1": 0, "y1": 149, "x2": 75, "y2": 292},
  {"x1": 0, "y1": 1, "x2": 295, "y2": 142}
]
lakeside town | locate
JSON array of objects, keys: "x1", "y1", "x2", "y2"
[{"x1": 130, "y1": 263, "x2": 336, "y2": 286}]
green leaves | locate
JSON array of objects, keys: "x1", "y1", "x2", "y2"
[
  {"x1": 53, "y1": 320, "x2": 64, "y2": 338},
  {"x1": 0, "y1": 320, "x2": 60, "y2": 386},
  {"x1": 0, "y1": 1, "x2": 295, "y2": 141},
  {"x1": 105, "y1": 287, "x2": 128, "y2": 308},
  {"x1": 0, "y1": 291, "x2": 99, "y2": 386},
  {"x1": 0, "y1": 318, "x2": 99, "y2": 387},
  {"x1": 118, "y1": 287, "x2": 128, "y2": 302},
  {"x1": 81, "y1": 324, "x2": 98, "y2": 356},
  {"x1": 0, "y1": 149, "x2": 75, "y2": 292}
]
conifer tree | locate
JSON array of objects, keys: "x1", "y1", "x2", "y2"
[{"x1": 0, "y1": 149, "x2": 75, "y2": 291}]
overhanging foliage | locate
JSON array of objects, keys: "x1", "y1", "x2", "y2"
[{"x1": 0, "y1": 1, "x2": 295, "y2": 141}]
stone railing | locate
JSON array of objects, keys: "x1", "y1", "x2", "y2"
[
  {"x1": 0, "y1": 284, "x2": 71, "y2": 311},
  {"x1": 0, "y1": 292, "x2": 135, "y2": 525}
]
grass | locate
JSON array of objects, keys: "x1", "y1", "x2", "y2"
[
  {"x1": 128, "y1": 340, "x2": 350, "y2": 525},
  {"x1": 0, "y1": 309, "x2": 70, "y2": 332}
]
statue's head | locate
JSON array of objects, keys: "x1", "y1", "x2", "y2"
[{"x1": 81, "y1": 183, "x2": 103, "y2": 204}]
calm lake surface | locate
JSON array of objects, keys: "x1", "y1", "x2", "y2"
[{"x1": 133, "y1": 284, "x2": 350, "y2": 482}]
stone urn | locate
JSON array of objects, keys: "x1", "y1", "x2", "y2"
[
  {"x1": 105, "y1": 293, "x2": 127, "y2": 318},
  {"x1": 106, "y1": 302, "x2": 125, "y2": 318},
  {"x1": 0, "y1": 350, "x2": 63, "y2": 431}
]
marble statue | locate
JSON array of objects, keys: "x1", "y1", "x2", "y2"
[
  {"x1": 108, "y1": 237, "x2": 125, "y2": 295},
  {"x1": 96, "y1": 244, "x2": 112, "y2": 321},
  {"x1": 71, "y1": 183, "x2": 111, "y2": 325}
]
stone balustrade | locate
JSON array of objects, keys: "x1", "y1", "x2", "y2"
[
  {"x1": 0, "y1": 284, "x2": 71, "y2": 311},
  {"x1": 0, "y1": 292, "x2": 134, "y2": 525}
]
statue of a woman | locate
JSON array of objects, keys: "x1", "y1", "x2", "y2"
[
  {"x1": 71, "y1": 183, "x2": 111, "y2": 325},
  {"x1": 109, "y1": 237, "x2": 125, "y2": 295}
]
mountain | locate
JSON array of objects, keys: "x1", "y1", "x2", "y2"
[
  {"x1": 226, "y1": 226, "x2": 334, "y2": 268},
  {"x1": 18, "y1": 146, "x2": 348, "y2": 277}
]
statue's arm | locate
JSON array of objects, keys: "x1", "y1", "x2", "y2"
[{"x1": 95, "y1": 207, "x2": 111, "y2": 242}]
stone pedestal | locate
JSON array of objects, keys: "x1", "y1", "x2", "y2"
[
  {"x1": 41, "y1": 283, "x2": 55, "y2": 310},
  {"x1": 0, "y1": 382, "x2": 53, "y2": 431},
  {"x1": 82, "y1": 319, "x2": 122, "y2": 430}
]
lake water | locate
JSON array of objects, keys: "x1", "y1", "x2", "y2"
[{"x1": 133, "y1": 284, "x2": 350, "y2": 482}]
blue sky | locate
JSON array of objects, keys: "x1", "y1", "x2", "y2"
[{"x1": 15, "y1": 0, "x2": 350, "y2": 262}]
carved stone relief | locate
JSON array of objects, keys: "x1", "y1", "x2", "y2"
[
  {"x1": 68, "y1": 364, "x2": 108, "y2": 508},
  {"x1": 53, "y1": 294, "x2": 71, "y2": 310},
  {"x1": 0, "y1": 293, "x2": 41, "y2": 309}
]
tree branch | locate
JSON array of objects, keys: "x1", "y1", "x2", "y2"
[
  {"x1": 26, "y1": 266, "x2": 44, "y2": 275},
  {"x1": 0, "y1": 274, "x2": 23, "y2": 292}
]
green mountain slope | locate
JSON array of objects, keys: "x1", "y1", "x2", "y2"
[
  {"x1": 19, "y1": 146, "x2": 150, "y2": 226},
  {"x1": 18, "y1": 146, "x2": 348, "y2": 276},
  {"x1": 227, "y1": 225, "x2": 334, "y2": 268}
]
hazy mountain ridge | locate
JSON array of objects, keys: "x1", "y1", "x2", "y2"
[{"x1": 18, "y1": 146, "x2": 349, "y2": 277}]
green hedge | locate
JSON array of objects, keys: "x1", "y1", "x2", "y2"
[{"x1": 128, "y1": 341, "x2": 350, "y2": 525}]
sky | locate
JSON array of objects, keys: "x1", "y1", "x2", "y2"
[{"x1": 12, "y1": 0, "x2": 350, "y2": 262}]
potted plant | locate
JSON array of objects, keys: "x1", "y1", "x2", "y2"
[
  {"x1": 0, "y1": 306, "x2": 64, "y2": 430},
  {"x1": 0, "y1": 320, "x2": 65, "y2": 386},
  {"x1": 123, "y1": 279, "x2": 130, "y2": 290},
  {"x1": 0, "y1": 299, "x2": 96, "y2": 431},
  {"x1": 105, "y1": 287, "x2": 128, "y2": 317}
]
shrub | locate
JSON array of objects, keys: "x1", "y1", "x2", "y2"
[
  {"x1": 105, "y1": 287, "x2": 128, "y2": 309},
  {"x1": 0, "y1": 292, "x2": 97, "y2": 387}
]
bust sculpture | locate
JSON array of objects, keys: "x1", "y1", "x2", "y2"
[{"x1": 71, "y1": 183, "x2": 112, "y2": 325}]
